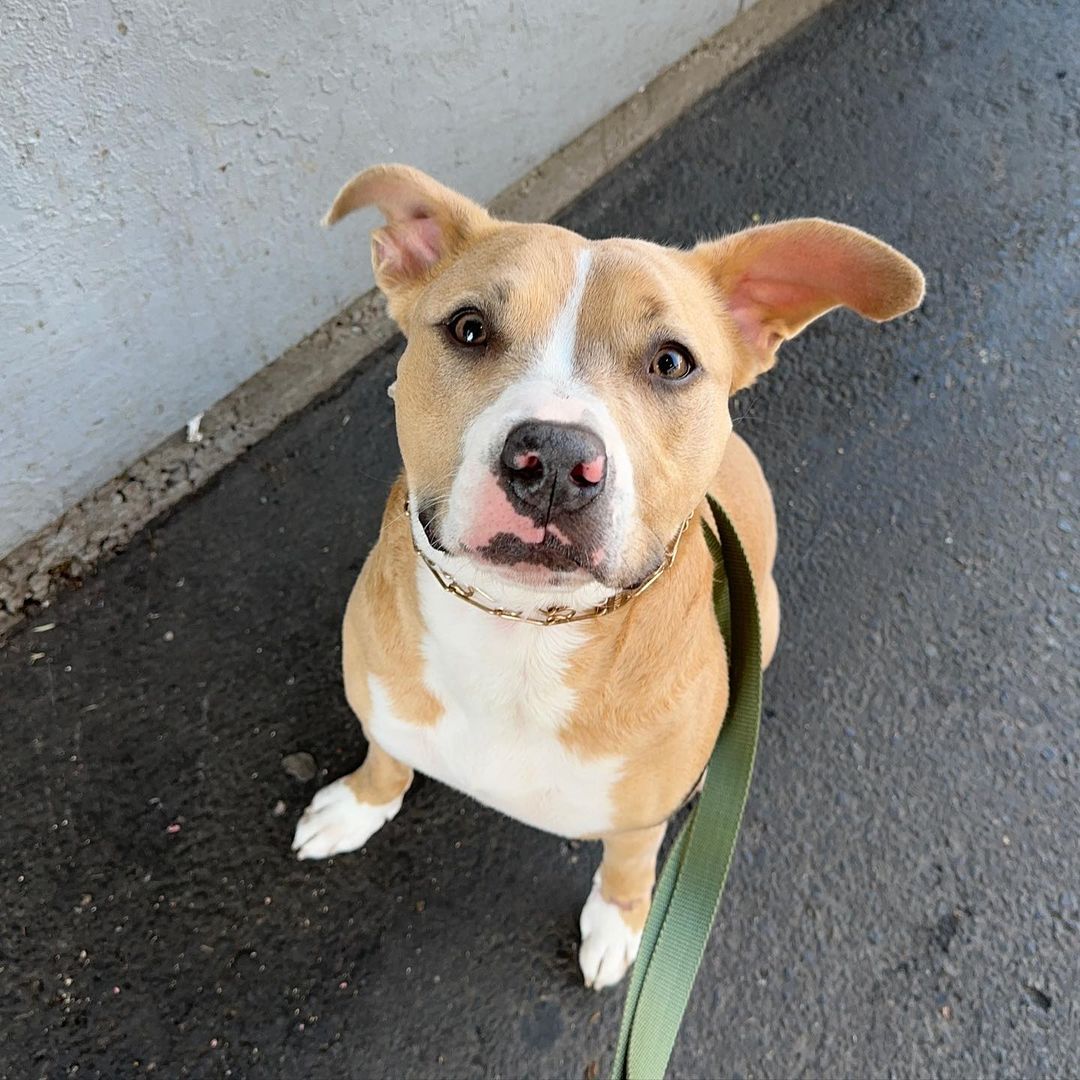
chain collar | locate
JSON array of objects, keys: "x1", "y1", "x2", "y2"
[{"x1": 406, "y1": 502, "x2": 692, "y2": 626}]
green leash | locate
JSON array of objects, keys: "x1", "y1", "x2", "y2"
[{"x1": 610, "y1": 496, "x2": 763, "y2": 1080}]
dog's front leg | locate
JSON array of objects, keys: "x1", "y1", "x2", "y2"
[
  {"x1": 579, "y1": 822, "x2": 666, "y2": 989},
  {"x1": 292, "y1": 738, "x2": 413, "y2": 860}
]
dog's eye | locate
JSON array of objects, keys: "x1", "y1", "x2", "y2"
[
  {"x1": 447, "y1": 308, "x2": 488, "y2": 347},
  {"x1": 649, "y1": 343, "x2": 695, "y2": 381}
]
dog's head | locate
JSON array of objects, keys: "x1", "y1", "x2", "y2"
[{"x1": 326, "y1": 165, "x2": 923, "y2": 606}]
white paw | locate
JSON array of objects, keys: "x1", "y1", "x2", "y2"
[
  {"x1": 291, "y1": 777, "x2": 403, "y2": 860},
  {"x1": 578, "y1": 874, "x2": 643, "y2": 990}
]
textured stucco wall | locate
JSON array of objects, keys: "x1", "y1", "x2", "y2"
[{"x1": 0, "y1": 0, "x2": 741, "y2": 559}]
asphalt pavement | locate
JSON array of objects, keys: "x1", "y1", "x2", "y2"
[{"x1": 2, "y1": 0, "x2": 1077, "y2": 1075}]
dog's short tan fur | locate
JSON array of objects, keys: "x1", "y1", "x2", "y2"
[{"x1": 294, "y1": 164, "x2": 924, "y2": 988}]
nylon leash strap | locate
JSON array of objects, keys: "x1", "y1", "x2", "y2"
[{"x1": 610, "y1": 496, "x2": 763, "y2": 1080}]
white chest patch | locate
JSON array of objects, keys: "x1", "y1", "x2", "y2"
[{"x1": 366, "y1": 566, "x2": 624, "y2": 838}]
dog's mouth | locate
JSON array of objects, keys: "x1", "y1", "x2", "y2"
[
  {"x1": 474, "y1": 532, "x2": 598, "y2": 576},
  {"x1": 417, "y1": 504, "x2": 604, "y2": 584}
]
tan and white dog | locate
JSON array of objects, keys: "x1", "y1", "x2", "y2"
[{"x1": 292, "y1": 165, "x2": 924, "y2": 990}]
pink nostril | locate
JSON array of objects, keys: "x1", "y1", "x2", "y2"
[
  {"x1": 570, "y1": 455, "x2": 605, "y2": 486},
  {"x1": 513, "y1": 452, "x2": 541, "y2": 472}
]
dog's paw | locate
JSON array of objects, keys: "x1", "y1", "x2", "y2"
[
  {"x1": 578, "y1": 874, "x2": 643, "y2": 990},
  {"x1": 291, "y1": 777, "x2": 402, "y2": 860}
]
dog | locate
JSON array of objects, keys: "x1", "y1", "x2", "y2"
[{"x1": 292, "y1": 164, "x2": 924, "y2": 989}]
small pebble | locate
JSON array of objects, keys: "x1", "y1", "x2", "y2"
[{"x1": 282, "y1": 752, "x2": 317, "y2": 782}]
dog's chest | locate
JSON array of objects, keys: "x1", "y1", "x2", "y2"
[{"x1": 366, "y1": 572, "x2": 623, "y2": 838}]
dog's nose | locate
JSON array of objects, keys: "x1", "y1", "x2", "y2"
[{"x1": 499, "y1": 421, "x2": 607, "y2": 517}]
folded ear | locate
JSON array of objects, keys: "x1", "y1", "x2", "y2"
[
  {"x1": 323, "y1": 163, "x2": 494, "y2": 308},
  {"x1": 689, "y1": 219, "x2": 925, "y2": 391}
]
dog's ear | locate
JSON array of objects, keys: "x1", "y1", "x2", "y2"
[
  {"x1": 323, "y1": 164, "x2": 494, "y2": 314},
  {"x1": 689, "y1": 219, "x2": 924, "y2": 391}
]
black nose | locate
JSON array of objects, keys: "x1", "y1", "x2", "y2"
[{"x1": 499, "y1": 421, "x2": 607, "y2": 517}]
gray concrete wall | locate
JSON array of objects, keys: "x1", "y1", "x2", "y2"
[{"x1": 0, "y1": 0, "x2": 746, "y2": 560}]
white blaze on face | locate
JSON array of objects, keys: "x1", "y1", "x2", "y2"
[
  {"x1": 426, "y1": 246, "x2": 637, "y2": 593},
  {"x1": 536, "y1": 245, "x2": 592, "y2": 385}
]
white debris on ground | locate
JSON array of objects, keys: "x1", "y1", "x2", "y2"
[{"x1": 185, "y1": 412, "x2": 204, "y2": 443}]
